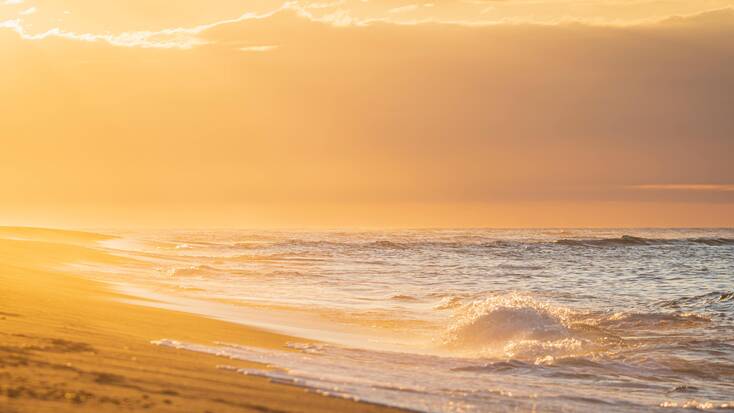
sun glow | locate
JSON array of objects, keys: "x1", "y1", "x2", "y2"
[{"x1": 1, "y1": 0, "x2": 732, "y2": 228}]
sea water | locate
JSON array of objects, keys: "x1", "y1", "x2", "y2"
[{"x1": 84, "y1": 229, "x2": 734, "y2": 412}]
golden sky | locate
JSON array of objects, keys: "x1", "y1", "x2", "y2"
[{"x1": 2, "y1": 1, "x2": 733, "y2": 228}]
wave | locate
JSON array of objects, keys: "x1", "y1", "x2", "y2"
[
  {"x1": 390, "y1": 294, "x2": 420, "y2": 302},
  {"x1": 218, "y1": 236, "x2": 734, "y2": 252},
  {"x1": 167, "y1": 264, "x2": 224, "y2": 277},
  {"x1": 596, "y1": 311, "x2": 710, "y2": 331},
  {"x1": 230, "y1": 239, "x2": 527, "y2": 253},
  {"x1": 230, "y1": 253, "x2": 327, "y2": 263},
  {"x1": 657, "y1": 291, "x2": 734, "y2": 310},
  {"x1": 556, "y1": 235, "x2": 734, "y2": 247},
  {"x1": 452, "y1": 359, "x2": 533, "y2": 373},
  {"x1": 434, "y1": 295, "x2": 465, "y2": 310},
  {"x1": 439, "y1": 292, "x2": 718, "y2": 360},
  {"x1": 687, "y1": 237, "x2": 734, "y2": 246},
  {"x1": 166, "y1": 263, "x2": 318, "y2": 279},
  {"x1": 440, "y1": 293, "x2": 591, "y2": 359},
  {"x1": 369, "y1": 240, "x2": 410, "y2": 250},
  {"x1": 557, "y1": 235, "x2": 653, "y2": 247},
  {"x1": 651, "y1": 292, "x2": 734, "y2": 326}
]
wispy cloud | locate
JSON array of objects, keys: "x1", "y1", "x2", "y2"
[
  {"x1": 1, "y1": 3, "x2": 733, "y2": 50},
  {"x1": 0, "y1": 19, "x2": 202, "y2": 48},
  {"x1": 239, "y1": 45, "x2": 279, "y2": 52},
  {"x1": 0, "y1": 3, "x2": 329, "y2": 49},
  {"x1": 0, "y1": 7, "x2": 285, "y2": 49}
]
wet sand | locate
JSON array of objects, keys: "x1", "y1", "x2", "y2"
[{"x1": 0, "y1": 227, "x2": 404, "y2": 413}]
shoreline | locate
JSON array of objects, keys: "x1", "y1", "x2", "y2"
[{"x1": 0, "y1": 227, "x2": 405, "y2": 413}]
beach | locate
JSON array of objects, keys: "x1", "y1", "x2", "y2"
[
  {"x1": 0, "y1": 227, "x2": 403, "y2": 413},
  {"x1": 2, "y1": 226, "x2": 733, "y2": 413}
]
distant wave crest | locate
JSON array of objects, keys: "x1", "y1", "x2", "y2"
[
  {"x1": 257, "y1": 236, "x2": 734, "y2": 251},
  {"x1": 556, "y1": 235, "x2": 734, "y2": 247},
  {"x1": 162, "y1": 234, "x2": 734, "y2": 254},
  {"x1": 657, "y1": 291, "x2": 734, "y2": 312}
]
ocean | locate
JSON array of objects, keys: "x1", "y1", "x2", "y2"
[{"x1": 79, "y1": 228, "x2": 734, "y2": 412}]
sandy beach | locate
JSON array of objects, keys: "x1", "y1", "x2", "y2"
[{"x1": 0, "y1": 227, "x2": 404, "y2": 413}]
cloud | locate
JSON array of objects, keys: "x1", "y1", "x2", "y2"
[
  {"x1": 0, "y1": 6, "x2": 285, "y2": 48},
  {"x1": 630, "y1": 185, "x2": 734, "y2": 192},
  {"x1": 0, "y1": 19, "x2": 201, "y2": 48},
  {"x1": 196, "y1": 6, "x2": 734, "y2": 203},
  {"x1": 657, "y1": 7, "x2": 734, "y2": 28},
  {"x1": 2, "y1": 3, "x2": 734, "y2": 50},
  {"x1": 239, "y1": 44, "x2": 278, "y2": 52},
  {"x1": 1, "y1": 4, "x2": 733, "y2": 212}
]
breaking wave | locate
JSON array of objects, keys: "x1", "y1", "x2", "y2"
[
  {"x1": 440, "y1": 293, "x2": 600, "y2": 359},
  {"x1": 439, "y1": 293, "x2": 717, "y2": 360}
]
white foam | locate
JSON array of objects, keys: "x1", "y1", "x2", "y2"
[
  {"x1": 152, "y1": 338, "x2": 714, "y2": 413},
  {"x1": 151, "y1": 339, "x2": 542, "y2": 413},
  {"x1": 441, "y1": 293, "x2": 580, "y2": 358}
]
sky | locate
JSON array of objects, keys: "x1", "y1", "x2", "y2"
[{"x1": 1, "y1": 0, "x2": 733, "y2": 228}]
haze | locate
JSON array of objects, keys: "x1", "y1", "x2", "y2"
[{"x1": 2, "y1": 0, "x2": 733, "y2": 228}]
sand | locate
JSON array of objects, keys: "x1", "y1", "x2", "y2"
[{"x1": 0, "y1": 227, "x2": 405, "y2": 413}]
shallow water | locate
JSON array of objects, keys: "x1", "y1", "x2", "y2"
[{"x1": 86, "y1": 229, "x2": 734, "y2": 412}]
